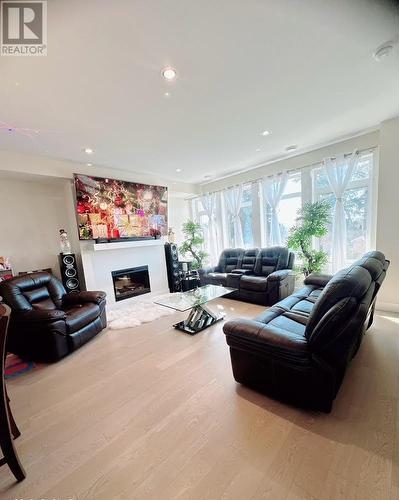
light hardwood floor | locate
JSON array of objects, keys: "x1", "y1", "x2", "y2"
[{"x1": 0, "y1": 298, "x2": 398, "y2": 500}]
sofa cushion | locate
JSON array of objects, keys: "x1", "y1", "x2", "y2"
[
  {"x1": 64, "y1": 303, "x2": 100, "y2": 333},
  {"x1": 218, "y1": 249, "x2": 243, "y2": 273},
  {"x1": 240, "y1": 248, "x2": 259, "y2": 272},
  {"x1": 254, "y1": 247, "x2": 289, "y2": 277},
  {"x1": 240, "y1": 275, "x2": 268, "y2": 292}
]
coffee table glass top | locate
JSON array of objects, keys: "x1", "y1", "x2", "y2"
[{"x1": 154, "y1": 284, "x2": 236, "y2": 312}]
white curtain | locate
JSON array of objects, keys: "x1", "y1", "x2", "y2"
[
  {"x1": 262, "y1": 172, "x2": 288, "y2": 246},
  {"x1": 323, "y1": 151, "x2": 357, "y2": 272},
  {"x1": 224, "y1": 185, "x2": 244, "y2": 247},
  {"x1": 213, "y1": 191, "x2": 225, "y2": 258},
  {"x1": 201, "y1": 192, "x2": 219, "y2": 265}
]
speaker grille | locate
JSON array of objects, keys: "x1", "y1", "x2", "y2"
[
  {"x1": 165, "y1": 243, "x2": 181, "y2": 292},
  {"x1": 66, "y1": 278, "x2": 79, "y2": 290},
  {"x1": 59, "y1": 253, "x2": 81, "y2": 292},
  {"x1": 63, "y1": 255, "x2": 75, "y2": 265}
]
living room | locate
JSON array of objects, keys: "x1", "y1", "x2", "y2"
[{"x1": 0, "y1": 1, "x2": 398, "y2": 499}]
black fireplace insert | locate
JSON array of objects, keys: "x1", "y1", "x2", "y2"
[{"x1": 111, "y1": 266, "x2": 151, "y2": 301}]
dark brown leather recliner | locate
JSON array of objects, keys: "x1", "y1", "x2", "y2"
[
  {"x1": 0, "y1": 272, "x2": 106, "y2": 362},
  {"x1": 223, "y1": 251, "x2": 389, "y2": 412}
]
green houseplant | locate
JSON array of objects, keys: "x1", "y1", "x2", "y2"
[
  {"x1": 179, "y1": 220, "x2": 208, "y2": 270},
  {"x1": 287, "y1": 200, "x2": 331, "y2": 277}
]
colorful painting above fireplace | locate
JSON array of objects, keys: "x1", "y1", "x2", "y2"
[{"x1": 74, "y1": 174, "x2": 168, "y2": 240}]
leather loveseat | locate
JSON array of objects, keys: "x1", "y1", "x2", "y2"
[
  {"x1": 223, "y1": 251, "x2": 389, "y2": 412},
  {"x1": 0, "y1": 272, "x2": 107, "y2": 362},
  {"x1": 200, "y1": 247, "x2": 295, "y2": 305}
]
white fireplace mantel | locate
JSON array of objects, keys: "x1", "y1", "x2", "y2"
[
  {"x1": 80, "y1": 238, "x2": 169, "y2": 308},
  {"x1": 91, "y1": 238, "x2": 165, "y2": 252}
]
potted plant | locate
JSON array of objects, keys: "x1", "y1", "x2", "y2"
[
  {"x1": 179, "y1": 220, "x2": 208, "y2": 270},
  {"x1": 287, "y1": 200, "x2": 331, "y2": 277}
]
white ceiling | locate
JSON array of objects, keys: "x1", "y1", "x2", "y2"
[{"x1": 0, "y1": 0, "x2": 398, "y2": 184}]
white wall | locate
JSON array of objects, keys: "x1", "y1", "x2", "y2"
[
  {"x1": 168, "y1": 194, "x2": 190, "y2": 245},
  {"x1": 376, "y1": 116, "x2": 399, "y2": 312},
  {"x1": 201, "y1": 130, "x2": 379, "y2": 192},
  {"x1": 0, "y1": 175, "x2": 78, "y2": 278},
  {"x1": 0, "y1": 149, "x2": 199, "y2": 196}
]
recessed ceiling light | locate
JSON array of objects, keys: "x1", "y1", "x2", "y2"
[
  {"x1": 261, "y1": 130, "x2": 271, "y2": 136},
  {"x1": 286, "y1": 145, "x2": 298, "y2": 152},
  {"x1": 83, "y1": 147, "x2": 94, "y2": 154},
  {"x1": 162, "y1": 67, "x2": 177, "y2": 81},
  {"x1": 255, "y1": 148, "x2": 261, "y2": 152},
  {"x1": 86, "y1": 163, "x2": 93, "y2": 167},
  {"x1": 176, "y1": 168, "x2": 182, "y2": 172},
  {"x1": 15, "y1": 82, "x2": 20, "y2": 86},
  {"x1": 164, "y1": 92, "x2": 171, "y2": 97}
]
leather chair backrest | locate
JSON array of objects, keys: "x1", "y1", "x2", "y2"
[
  {"x1": 217, "y1": 249, "x2": 244, "y2": 273},
  {"x1": 0, "y1": 272, "x2": 66, "y2": 312},
  {"x1": 240, "y1": 248, "x2": 259, "y2": 272},
  {"x1": 305, "y1": 265, "x2": 373, "y2": 351},
  {"x1": 354, "y1": 251, "x2": 389, "y2": 294},
  {"x1": 254, "y1": 247, "x2": 289, "y2": 276}
]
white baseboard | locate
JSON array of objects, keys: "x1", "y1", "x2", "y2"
[{"x1": 376, "y1": 302, "x2": 399, "y2": 314}]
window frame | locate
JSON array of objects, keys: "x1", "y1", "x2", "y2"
[{"x1": 312, "y1": 151, "x2": 375, "y2": 264}]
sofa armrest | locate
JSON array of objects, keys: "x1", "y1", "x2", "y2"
[
  {"x1": 267, "y1": 269, "x2": 293, "y2": 282},
  {"x1": 304, "y1": 273, "x2": 333, "y2": 288},
  {"x1": 63, "y1": 291, "x2": 106, "y2": 306},
  {"x1": 223, "y1": 318, "x2": 308, "y2": 351},
  {"x1": 198, "y1": 266, "x2": 216, "y2": 276},
  {"x1": 13, "y1": 309, "x2": 67, "y2": 323}
]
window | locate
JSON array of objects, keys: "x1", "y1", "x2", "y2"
[
  {"x1": 264, "y1": 171, "x2": 302, "y2": 245},
  {"x1": 189, "y1": 148, "x2": 376, "y2": 270},
  {"x1": 239, "y1": 184, "x2": 254, "y2": 247},
  {"x1": 313, "y1": 152, "x2": 374, "y2": 265}
]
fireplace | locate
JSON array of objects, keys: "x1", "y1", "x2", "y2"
[{"x1": 111, "y1": 266, "x2": 151, "y2": 302}]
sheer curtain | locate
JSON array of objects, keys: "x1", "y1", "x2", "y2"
[
  {"x1": 224, "y1": 185, "x2": 244, "y2": 247},
  {"x1": 262, "y1": 172, "x2": 288, "y2": 246},
  {"x1": 201, "y1": 192, "x2": 221, "y2": 265},
  {"x1": 323, "y1": 151, "x2": 357, "y2": 272}
]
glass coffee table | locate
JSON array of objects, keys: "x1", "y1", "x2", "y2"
[{"x1": 154, "y1": 284, "x2": 236, "y2": 335}]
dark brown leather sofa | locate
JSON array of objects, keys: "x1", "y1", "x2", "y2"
[
  {"x1": 223, "y1": 251, "x2": 389, "y2": 412},
  {"x1": 199, "y1": 247, "x2": 295, "y2": 305},
  {"x1": 0, "y1": 272, "x2": 106, "y2": 362}
]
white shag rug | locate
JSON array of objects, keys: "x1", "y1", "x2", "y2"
[{"x1": 107, "y1": 296, "x2": 175, "y2": 330}]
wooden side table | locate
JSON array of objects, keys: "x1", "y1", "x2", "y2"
[{"x1": 0, "y1": 303, "x2": 26, "y2": 482}]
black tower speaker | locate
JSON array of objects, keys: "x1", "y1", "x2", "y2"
[
  {"x1": 58, "y1": 253, "x2": 81, "y2": 292},
  {"x1": 164, "y1": 243, "x2": 182, "y2": 292}
]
